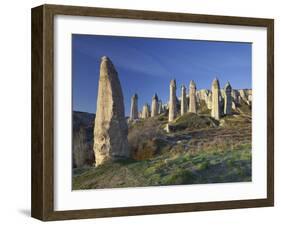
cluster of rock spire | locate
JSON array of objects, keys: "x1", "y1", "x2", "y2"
[
  {"x1": 93, "y1": 56, "x2": 252, "y2": 166},
  {"x1": 129, "y1": 78, "x2": 251, "y2": 122}
]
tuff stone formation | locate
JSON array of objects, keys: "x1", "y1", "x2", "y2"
[
  {"x1": 232, "y1": 90, "x2": 240, "y2": 104},
  {"x1": 197, "y1": 89, "x2": 209, "y2": 104},
  {"x1": 219, "y1": 90, "x2": 224, "y2": 115},
  {"x1": 211, "y1": 78, "x2": 221, "y2": 120},
  {"x1": 168, "y1": 79, "x2": 177, "y2": 122},
  {"x1": 224, "y1": 82, "x2": 232, "y2": 115},
  {"x1": 93, "y1": 56, "x2": 129, "y2": 166},
  {"x1": 142, "y1": 103, "x2": 150, "y2": 119},
  {"x1": 248, "y1": 94, "x2": 252, "y2": 104},
  {"x1": 239, "y1": 89, "x2": 247, "y2": 103},
  {"x1": 158, "y1": 100, "x2": 163, "y2": 114},
  {"x1": 130, "y1": 93, "x2": 138, "y2": 120},
  {"x1": 189, "y1": 80, "x2": 197, "y2": 113},
  {"x1": 181, "y1": 85, "x2": 187, "y2": 116},
  {"x1": 207, "y1": 93, "x2": 212, "y2": 110},
  {"x1": 162, "y1": 103, "x2": 168, "y2": 113},
  {"x1": 151, "y1": 93, "x2": 159, "y2": 117},
  {"x1": 92, "y1": 57, "x2": 252, "y2": 166}
]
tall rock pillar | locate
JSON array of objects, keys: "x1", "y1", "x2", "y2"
[
  {"x1": 224, "y1": 82, "x2": 232, "y2": 115},
  {"x1": 142, "y1": 104, "x2": 150, "y2": 119},
  {"x1": 151, "y1": 93, "x2": 159, "y2": 117},
  {"x1": 158, "y1": 100, "x2": 163, "y2": 114},
  {"x1": 168, "y1": 79, "x2": 177, "y2": 122},
  {"x1": 130, "y1": 93, "x2": 138, "y2": 120},
  {"x1": 93, "y1": 56, "x2": 129, "y2": 166},
  {"x1": 207, "y1": 93, "x2": 212, "y2": 110},
  {"x1": 189, "y1": 80, "x2": 197, "y2": 113},
  {"x1": 211, "y1": 78, "x2": 221, "y2": 120},
  {"x1": 180, "y1": 85, "x2": 187, "y2": 115}
]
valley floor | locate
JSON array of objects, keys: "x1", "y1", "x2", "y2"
[{"x1": 73, "y1": 111, "x2": 252, "y2": 190}]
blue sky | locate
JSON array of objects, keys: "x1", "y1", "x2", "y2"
[{"x1": 72, "y1": 34, "x2": 252, "y2": 116}]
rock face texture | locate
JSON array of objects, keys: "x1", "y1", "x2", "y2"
[
  {"x1": 232, "y1": 101, "x2": 237, "y2": 110},
  {"x1": 211, "y1": 78, "x2": 221, "y2": 120},
  {"x1": 142, "y1": 103, "x2": 150, "y2": 119},
  {"x1": 197, "y1": 89, "x2": 209, "y2": 104},
  {"x1": 189, "y1": 80, "x2": 197, "y2": 113},
  {"x1": 158, "y1": 100, "x2": 163, "y2": 114},
  {"x1": 162, "y1": 103, "x2": 168, "y2": 114},
  {"x1": 168, "y1": 80, "x2": 177, "y2": 122},
  {"x1": 243, "y1": 89, "x2": 252, "y2": 105},
  {"x1": 151, "y1": 94, "x2": 159, "y2": 117},
  {"x1": 93, "y1": 56, "x2": 129, "y2": 166},
  {"x1": 239, "y1": 89, "x2": 247, "y2": 103},
  {"x1": 248, "y1": 94, "x2": 252, "y2": 104},
  {"x1": 224, "y1": 82, "x2": 232, "y2": 115},
  {"x1": 207, "y1": 93, "x2": 212, "y2": 110},
  {"x1": 130, "y1": 93, "x2": 138, "y2": 120},
  {"x1": 180, "y1": 85, "x2": 187, "y2": 116},
  {"x1": 232, "y1": 89, "x2": 240, "y2": 104}
]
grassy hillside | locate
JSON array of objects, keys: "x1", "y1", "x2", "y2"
[
  {"x1": 73, "y1": 106, "x2": 252, "y2": 189},
  {"x1": 73, "y1": 144, "x2": 251, "y2": 189}
]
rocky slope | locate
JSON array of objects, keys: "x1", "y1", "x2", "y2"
[
  {"x1": 72, "y1": 111, "x2": 95, "y2": 168},
  {"x1": 73, "y1": 100, "x2": 252, "y2": 189}
]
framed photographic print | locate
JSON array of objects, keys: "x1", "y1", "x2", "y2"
[{"x1": 31, "y1": 4, "x2": 274, "y2": 221}]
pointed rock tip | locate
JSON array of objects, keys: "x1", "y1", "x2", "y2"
[
  {"x1": 212, "y1": 77, "x2": 220, "y2": 85},
  {"x1": 153, "y1": 93, "x2": 158, "y2": 100},
  {"x1": 189, "y1": 80, "x2": 196, "y2": 87},
  {"x1": 170, "y1": 79, "x2": 176, "y2": 86},
  {"x1": 101, "y1": 56, "x2": 110, "y2": 61},
  {"x1": 225, "y1": 81, "x2": 232, "y2": 89},
  {"x1": 132, "y1": 93, "x2": 138, "y2": 99},
  {"x1": 100, "y1": 56, "x2": 114, "y2": 67}
]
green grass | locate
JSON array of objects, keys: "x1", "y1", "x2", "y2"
[
  {"x1": 73, "y1": 143, "x2": 252, "y2": 189},
  {"x1": 73, "y1": 103, "x2": 252, "y2": 190},
  {"x1": 169, "y1": 113, "x2": 219, "y2": 131}
]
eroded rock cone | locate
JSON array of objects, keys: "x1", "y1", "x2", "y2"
[
  {"x1": 151, "y1": 93, "x2": 159, "y2": 117},
  {"x1": 93, "y1": 56, "x2": 129, "y2": 166},
  {"x1": 180, "y1": 85, "x2": 187, "y2": 116},
  {"x1": 168, "y1": 79, "x2": 177, "y2": 122},
  {"x1": 224, "y1": 82, "x2": 232, "y2": 115},
  {"x1": 211, "y1": 78, "x2": 221, "y2": 120},
  {"x1": 130, "y1": 93, "x2": 138, "y2": 120},
  {"x1": 142, "y1": 103, "x2": 150, "y2": 118},
  {"x1": 189, "y1": 80, "x2": 197, "y2": 113}
]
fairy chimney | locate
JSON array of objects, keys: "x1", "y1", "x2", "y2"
[
  {"x1": 158, "y1": 100, "x2": 163, "y2": 114},
  {"x1": 130, "y1": 93, "x2": 138, "y2": 120},
  {"x1": 189, "y1": 80, "x2": 197, "y2": 113},
  {"x1": 224, "y1": 82, "x2": 232, "y2": 115},
  {"x1": 181, "y1": 85, "x2": 187, "y2": 115},
  {"x1": 211, "y1": 78, "x2": 221, "y2": 120},
  {"x1": 93, "y1": 56, "x2": 129, "y2": 166},
  {"x1": 168, "y1": 79, "x2": 177, "y2": 122},
  {"x1": 151, "y1": 93, "x2": 159, "y2": 117},
  {"x1": 142, "y1": 103, "x2": 150, "y2": 119}
]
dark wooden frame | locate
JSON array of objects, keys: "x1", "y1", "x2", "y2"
[{"x1": 31, "y1": 4, "x2": 274, "y2": 221}]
